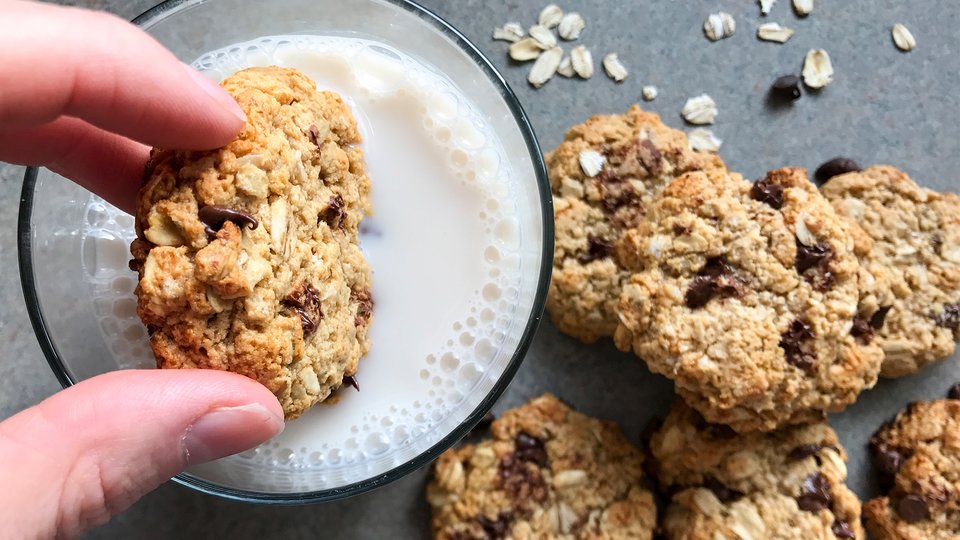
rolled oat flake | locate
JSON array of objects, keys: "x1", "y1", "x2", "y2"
[{"x1": 892, "y1": 23, "x2": 916, "y2": 52}]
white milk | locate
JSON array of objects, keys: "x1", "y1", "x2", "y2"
[{"x1": 81, "y1": 35, "x2": 535, "y2": 492}]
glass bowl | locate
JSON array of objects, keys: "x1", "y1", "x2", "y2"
[{"x1": 18, "y1": 0, "x2": 551, "y2": 503}]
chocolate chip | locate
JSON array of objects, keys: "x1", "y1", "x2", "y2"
[
  {"x1": 873, "y1": 445, "x2": 904, "y2": 476},
  {"x1": 198, "y1": 205, "x2": 259, "y2": 239},
  {"x1": 342, "y1": 374, "x2": 359, "y2": 392},
  {"x1": 498, "y1": 454, "x2": 548, "y2": 502},
  {"x1": 703, "y1": 477, "x2": 744, "y2": 503},
  {"x1": 771, "y1": 74, "x2": 802, "y2": 100},
  {"x1": 308, "y1": 124, "x2": 321, "y2": 147},
  {"x1": 477, "y1": 512, "x2": 513, "y2": 540},
  {"x1": 897, "y1": 495, "x2": 930, "y2": 523},
  {"x1": 282, "y1": 282, "x2": 323, "y2": 336},
  {"x1": 684, "y1": 257, "x2": 747, "y2": 309},
  {"x1": 831, "y1": 520, "x2": 855, "y2": 539},
  {"x1": 949, "y1": 384, "x2": 960, "y2": 400},
  {"x1": 750, "y1": 177, "x2": 784, "y2": 209},
  {"x1": 780, "y1": 319, "x2": 816, "y2": 372},
  {"x1": 705, "y1": 423, "x2": 738, "y2": 440},
  {"x1": 814, "y1": 158, "x2": 862, "y2": 185},
  {"x1": 851, "y1": 316, "x2": 874, "y2": 343},
  {"x1": 321, "y1": 194, "x2": 345, "y2": 229},
  {"x1": 871, "y1": 306, "x2": 892, "y2": 330},
  {"x1": 935, "y1": 304, "x2": 960, "y2": 331},
  {"x1": 795, "y1": 239, "x2": 833, "y2": 275},
  {"x1": 351, "y1": 288, "x2": 373, "y2": 327},
  {"x1": 578, "y1": 235, "x2": 615, "y2": 264},
  {"x1": 932, "y1": 234, "x2": 944, "y2": 253},
  {"x1": 788, "y1": 443, "x2": 823, "y2": 461},
  {"x1": 636, "y1": 139, "x2": 663, "y2": 175},
  {"x1": 598, "y1": 172, "x2": 639, "y2": 213},
  {"x1": 797, "y1": 472, "x2": 832, "y2": 512},
  {"x1": 672, "y1": 224, "x2": 690, "y2": 235},
  {"x1": 514, "y1": 432, "x2": 548, "y2": 467}
]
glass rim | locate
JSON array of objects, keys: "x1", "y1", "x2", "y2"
[{"x1": 18, "y1": 0, "x2": 553, "y2": 504}]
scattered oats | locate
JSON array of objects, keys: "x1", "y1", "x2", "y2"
[
  {"x1": 529, "y1": 24, "x2": 558, "y2": 49},
  {"x1": 493, "y1": 22, "x2": 525, "y2": 43},
  {"x1": 578, "y1": 150, "x2": 606, "y2": 177},
  {"x1": 892, "y1": 23, "x2": 916, "y2": 52},
  {"x1": 688, "y1": 128, "x2": 722, "y2": 153},
  {"x1": 757, "y1": 22, "x2": 795, "y2": 43},
  {"x1": 557, "y1": 55, "x2": 575, "y2": 77},
  {"x1": 602, "y1": 53, "x2": 628, "y2": 82},
  {"x1": 792, "y1": 0, "x2": 813, "y2": 16},
  {"x1": 642, "y1": 85, "x2": 658, "y2": 101},
  {"x1": 570, "y1": 45, "x2": 594, "y2": 79},
  {"x1": 509, "y1": 38, "x2": 543, "y2": 61},
  {"x1": 558, "y1": 12, "x2": 585, "y2": 40},
  {"x1": 538, "y1": 4, "x2": 564, "y2": 29},
  {"x1": 682, "y1": 94, "x2": 718, "y2": 125},
  {"x1": 704, "y1": 12, "x2": 736, "y2": 41},
  {"x1": 528, "y1": 46, "x2": 563, "y2": 88},
  {"x1": 759, "y1": 0, "x2": 776, "y2": 15},
  {"x1": 802, "y1": 48, "x2": 834, "y2": 89}
]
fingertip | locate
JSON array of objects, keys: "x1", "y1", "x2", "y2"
[{"x1": 179, "y1": 64, "x2": 247, "y2": 148}]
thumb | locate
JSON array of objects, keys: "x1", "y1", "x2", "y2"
[{"x1": 0, "y1": 370, "x2": 284, "y2": 539}]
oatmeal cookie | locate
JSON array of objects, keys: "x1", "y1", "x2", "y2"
[
  {"x1": 547, "y1": 105, "x2": 725, "y2": 343},
  {"x1": 650, "y1": 401, "x2": 864, "y2": 540},
  {"x1": 426, "y1": 394, "x2": 656, "y2": 540},
  {"x1": 130, "y1": 66, "x2": 373, "y2": 419},
  {"x1": 615, "y1": 167, "x2": 882, "y2": 432},
  {"x1": 820, "y1": 165, "x2": 960, "y2": 377},
  {"x1": 865, "y1": 394, "x2": 960, "y2": 539}
]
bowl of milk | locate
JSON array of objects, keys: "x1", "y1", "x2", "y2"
[{"x1": 18, "y1": 0, "x2": 551, "y2": 502}]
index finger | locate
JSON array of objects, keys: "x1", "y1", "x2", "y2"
[{"x1": 0, "y1": 0, "x2": 245, "y2": 150}]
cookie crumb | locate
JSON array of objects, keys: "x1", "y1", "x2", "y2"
[{"x1": 642, "y1": 85, "x2": 658, "y2": 101}]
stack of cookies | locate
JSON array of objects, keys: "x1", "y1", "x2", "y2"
[{"x1": 427, "y1": 106, "x2": 960, "y2": 539}]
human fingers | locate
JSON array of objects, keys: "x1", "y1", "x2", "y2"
[{"x1": 0, "y1": 369, "x2": 283, "y2": 538}]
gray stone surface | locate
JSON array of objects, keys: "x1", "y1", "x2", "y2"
[{"x1": 1, "y1": 0, "x2": 958, "y2": 538}]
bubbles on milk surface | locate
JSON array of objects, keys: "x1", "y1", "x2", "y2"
[{"x1": 81, "y1": 34, "x2": 528, "y2": 489}]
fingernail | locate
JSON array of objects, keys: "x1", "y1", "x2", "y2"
[
  {"x1": 182, "y1": 403, "x2": 284, "y2": 465},
  {"x1": 181, "y1": 63, "x2": 247, "y2": 124}
]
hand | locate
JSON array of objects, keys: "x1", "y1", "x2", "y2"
[{"x1": 0, "y1": 2, "x2": 284, "y2": 538}]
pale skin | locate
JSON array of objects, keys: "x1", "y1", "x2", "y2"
[{"x1": 0, "y1": 1, "x2": 286, "y2": 538}]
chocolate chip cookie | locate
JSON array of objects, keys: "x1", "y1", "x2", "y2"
[
  {"x1": 615, "y1": 167, "x2": 882, "y2": 432},
  {"x1": 547, "y1": 105, "x2": 726, "y2": 343},
  {"x1": 821, "y1": 165, "x2": 960, "y2": 377},
  {"x1": 426, "y1": 394, "x2": 656, "y2": 539},
  {"x1": 865, "y1": 393, "x2": 960, "y2": 539},
  {"x1": 130, "y1": 67, "x2": 373, "y2": 419},
  {"x1": 650, "y1": 401, "x2": 864, "y2": 539}
]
